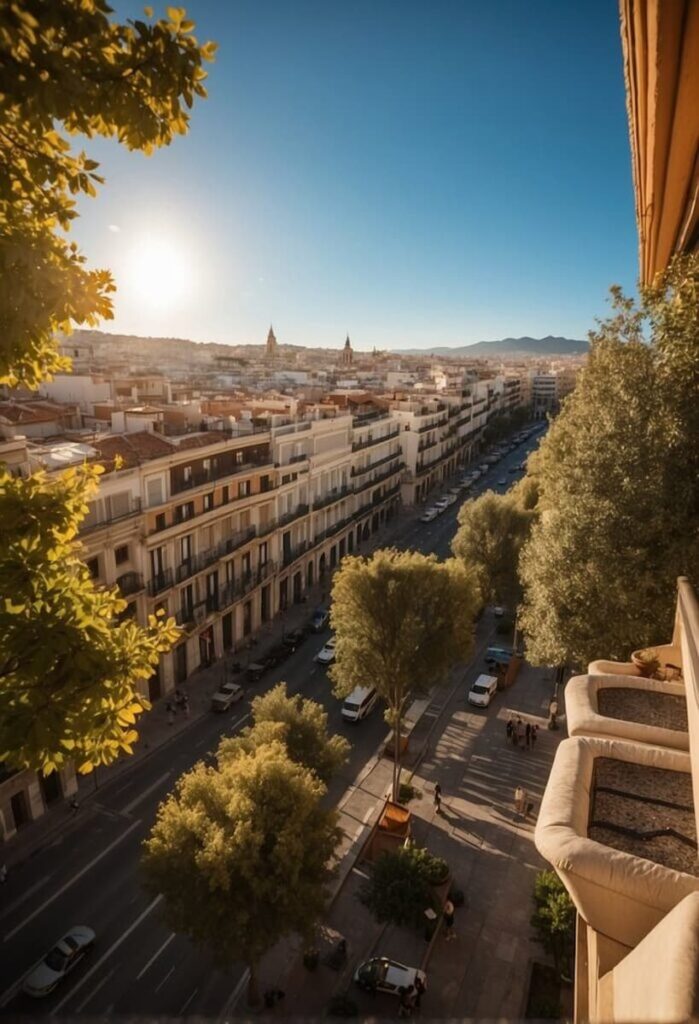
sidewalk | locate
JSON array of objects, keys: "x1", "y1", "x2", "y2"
[{"x1": 268, "y1": 661, "x2": 566, "y2": 1019}]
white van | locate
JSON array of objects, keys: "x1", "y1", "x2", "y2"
[{"x1": 341, "y1": 686, "x2": 378, "y2": 722}]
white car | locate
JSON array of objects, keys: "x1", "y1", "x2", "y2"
[
  {"x1": 420, "y1": 508, "x2": 438, "y2": 523},
  {"x1": 448, "y1": 486, "x2": 461, "y2": 496},
  {"x1": 315, "y1": 637, "x2": 336, "y2": 665},
  {"x1": 210, "y1": 681, "x2": 244, "y2": 712},
  {"x1": 467, "y1": 673, "x2": 499, "y2": 708},
  {"x1": 23, "y1": 926, "x2": 95, "y2": 997},
  {"x1": 493, "y1": 606, "x2": 505, "y2": 617},
  {"x1": 354, "y1": 957, "x2": 427, "y2": 996}
]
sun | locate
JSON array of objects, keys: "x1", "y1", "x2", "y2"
[{"x1": 124, "y1": 235, "x2": 194, "y2": 310}]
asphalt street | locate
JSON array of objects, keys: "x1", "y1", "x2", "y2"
[{"x1": 0, "y1": 425, "x2": 544, "y2": 1018}]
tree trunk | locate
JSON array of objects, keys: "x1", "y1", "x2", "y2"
[
  {"x1": 392, "y1": 711, "x2": 402, "y2": 802},
  {"x1": 247, "y1": 961, "x2": 260, "y2": 1009}
]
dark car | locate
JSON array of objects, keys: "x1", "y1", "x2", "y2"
[
  {"x1": 282, "y1": 627, "x2": 308, "y2": 652},
  {"x1": 310, "y1": 607, "x2": 330, "y2": 632},
  {"x1": 263, "y1": 643, "x2": 290, "y2": 669}
]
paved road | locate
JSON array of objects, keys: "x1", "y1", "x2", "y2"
[{"x1": 0, "y1": 425, "x2": 544, "y2": 1017}]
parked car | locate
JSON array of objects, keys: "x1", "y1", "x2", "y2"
[
  {"x1": 420, "y1": 508, "x2": 439, "y2": 523},
  {"x1": 485, "y1": 644, "x2": 514, "y2": 668},
  {"x1": 315, "y1": 636, "x2": 336, "y2": 665},
  {"x1": 282, "y1": 627, "x2": 308, "y2": 652},
  {"x1": 449, "y1": 486, "x2": 461, "y2": 496},
  {"x1": 493, "y1": 606, "x2": 505, "y2": 617},
  {"x1": 497, "y1": 477, "x2": 507, "y2": 486},
  {"x1": 23, "y1": 926, "x2": 96, "y2": 997},
  {"x1": 310, "y1": 606, "x2": 330, "y2": 632},
  {"x1": 263, "y1": 643, "x2": 289, "y2": 670},
  {"x1": 211, "y1": 681, "x2": 244, "y2": 712},
  {"x1": 508, "y1": 465, "x2": 519, "y2": 473},
  {"x1": 354, "y1": 957, "x2": 427, "y2": 996},
  {"x1": 467, "y1": 673, "x2": 499, "y2": 708}
]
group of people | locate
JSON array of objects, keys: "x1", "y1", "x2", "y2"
[
  {"x1": 166, "y1": 689, "x2": 190, "y2": 724},
  {"x1": 398, "y1": 976, "x2": 426, "y2": 1017},
  {"x1": 506, "y1": 716, "x2": 538, "y2": 750}
]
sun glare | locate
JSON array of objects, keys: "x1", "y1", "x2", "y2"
[{"x1": 124, "y1": 235, "x2": 194, "y2": 310}]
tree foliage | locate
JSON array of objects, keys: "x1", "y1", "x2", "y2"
[
  {"x1": 519, "y1": 255, "x2": 699, "y2": 667},
  {"x1": 142, "y1": 741, "x2": 341, "y2": 1007},
  {"x1": 452, "y1": 489, "x2": 533, "y2": 607},
  {"x1": 0, "y1": 464, "x2": 179, "y2": 773},
  {"x1": 329, "y1": 549, "x2": 479, "y2": 799},
  {"x1": 360, "y1": 846, "x2": 441, "y2": 930},
  {"x1": 218, "y1": 682, "x2": 349, "y2": 784},
  {"x1": 0, "y1": 2, "x2": 213, "y2": 771},
  {"x1": 531, "y1": 870, "x2": 575, "y2": 978},
  {"x1": 0, "y1": 0, "x2": 215, "y2": 386}
]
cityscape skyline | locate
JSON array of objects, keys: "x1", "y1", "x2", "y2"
[{"x1": 72, "y1": 0, "x2": 638, "y2": 351}]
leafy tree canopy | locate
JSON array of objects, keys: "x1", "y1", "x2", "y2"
[
  {"x1": 452, "y1": 489, "x2": 533, "y2": 607},
  {"x1": 329, "y1": 548, "x2": 479, "y2": 798},
  {"x1": 142, "y1": 740, "x2": 341, "y2": 1006},
  {"x1": 218, "y1": 682, "x2": 349, "y2": 784},
  {"x1": 0, "y1": 0, "x2": 216, "y2": 387},
  {"x1": 0, "y1": 464, "x2": 179, "y2": 772},
  {"x1": 359, "y1": 846, "x2": 442, "y2": 930},
  {"x1": 519, "y1": 255, "x2": 699, "y2": 667}
]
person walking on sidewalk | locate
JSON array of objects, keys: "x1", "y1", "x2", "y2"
[
  {"x1": 516, "y1": 717, "x2": 525, "y2": 748},
  {"x1": 433, "y1": 782, "x2": 442, "y2": 814},
  {"x1": 182, "y1": 693, "x2": 190, "y2": 718},
  {"x1": 531, "y1": 723, "x2": 539, "y2": 748},
  {"x1": 443, "y1": 898, "x2": 457, "y2": 941},
  {"x1": 525, "y1": 722, "x2": 532, "y2": 749},
  {"x1": 514, "y1": 785, "x2": 527, "y2": 817},
  {"x1": 166, "y1": 701, "x2": 175, "y2": 726},
  {"x1": 506, "y1": 717, "x2": 514, "y2": 743},
  {"x1": 414, "y1": 974, "x2": 426, "y2": 1009}
]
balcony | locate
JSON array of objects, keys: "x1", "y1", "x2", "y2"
[
  {"x1": 221, "y1": 526, "x2": 257, "y2": 555},
  {"x1": 351, "y1": 428, "x2": 400, "y2": 453},
  {"x1": 81, "y1": 496, "x2": 142, "y2": 534},
  {"x1": 148, "y1": 569, "x2": 173, "y2": 597},
  {"x1": 282, "y1": 540, "x2": 310, "y2": 567},
  {"x1": 278, "y1": 503, "x2": 310, "y2": 528},
  {"x1": 116, "y1": 571, "x2": 144, "y2": 597},
  {"x1": 312, "y1": 485, "x2": 353, "y2": 511},
  {"x1": 351, "y1": 450, "x2": 400, "y2": 477},
  {"x1": 418, "y1": 436, "x2": 438, "y2": 453},
  {"x1": 171, "y1": 453, "x2": 273, "y2": 496},
  {"x1": 353, "y1": 460, "x2": 404, "y2": 496},
  {"x1": 416, "y1": 416, "x2": 448, "y2": 434},
  {"x1": 352, "y1": 409, "x2": 389, "y2": 426},
  {"x1": 175, "y1": 604, "x2": 194, "y2": 627}
]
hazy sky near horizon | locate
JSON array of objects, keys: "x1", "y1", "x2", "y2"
[{"x1": 73, "y1": 1, "x2": 639, "y2": 352}]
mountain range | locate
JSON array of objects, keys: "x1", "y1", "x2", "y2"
[{"x1": 397, "y1": 335, "x2": 588, "y2": 357}]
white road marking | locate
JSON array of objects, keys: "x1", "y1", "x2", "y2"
[
  {"x1": 230, "y1": 712, "x2": 250, "y2": 731},
  {"x1": 136, "y1": 932, "x2": 176, "y2": 980},
  {"x1": 75, "y1": 966, "x2": 115, "y2": 1012},
  {"x1": 154, "y1": 964, "x2": 175, "y2": 993},
  {"x1": 51, "y1": 895, "x2": 163, "y2": 1014},
  {"x1": 179, "y1": 986, "x2": 199, "y2": 1014},
  {"x1": 223, "y1": 968, "x2": 250, "y2": 1016},
  {"x1": 3, "y1": 818, "x2": 143, "y2": 942},
  {"x1": 122, "y1": 772, "x2": 171, "y2": 815}
]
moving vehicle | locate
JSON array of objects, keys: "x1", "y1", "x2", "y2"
[
  {"x1": 23, "y1": 926, "x2": 96, "y2": 997},
  {"x1": 485, "y1": 645, "x2": 514, "y2": 668},
  {"x1": 467, "y1": 673, "x2": 499, "y2": 708},
  {"x1": 341, "y1": 685, "x2": 378, "y2": 722},
  {"x1": 497, "y1": 477, "x2": 507, "y2": 486},
  {"x1": 315, "y1": 636, "x2": 336, "y2": 665},
  {"x1": 493, "y1": 606, "x2": 505, "y2": 617},
  {"x1": 420, "y1": 508, "x2": 438, "y2": 523},
  {"x1": 210, "y1": 681, "x2": 244, "y2": 711},
  {"x1": 282, "y1": 627, "x2": 308, "y2": 652},
  {"x1": 354, "y1": 957, "x2": 427, "y2": 996},
  {"x1": 310, "y1": 606, "x2": 330, "y2": 632}
]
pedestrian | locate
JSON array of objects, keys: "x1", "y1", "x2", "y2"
[
  {"x1": 516, "y1": 717, "x2": 525, "y2": 748},
  {"x1": 398, "y1": 986, "x2": 411, "y2": 1018},
  {"x1": 166, "y1": 700, "x2": 175, "y2": 726},
  {"x1": 548, "y1": 698, "x2": 558, "y2": 730},
  {"x1": 506, "y1": 718, "x2": 514, "y2": 742},
  {"x1": 174, "y1": 687, "x2": 183, "y2": 708},
  {"x1": 531, "y1": 723, "x2": 538, "y2": 747},
  {"x1": 525, "y1": 722, "x2": 532, "y2": 749},
  {"x1": 414, "y1": 974, "x2": 426, "y2": 1009},
  {"x1": 443, "y1": 898, "x2": 456, "y2": 941},
  {"x1": 0, "y1": 864, "x2": 7, "y2": 884},
  {"x1": 70, "y1": 795, "x2": 79, "y2": 812},
  {"x1": 514, "y1": 785, "x2": 527, "y2": 816},
  {"x1": 182, "y1": 693, "x2": 190, "y2": 718},
  {"x1": 434, "y1": 782, "x2": 442, "y2": 814}
]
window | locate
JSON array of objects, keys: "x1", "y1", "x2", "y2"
[
  {"x1": 235, "y1": 450, "x2": 244, "y2": 465},
  {"x1": 86, "y1": 556, "x2": 99, "y2": 579},
  {"x1": 260, "y1": 475, "x2": 272, "y2": 492},
  {"x1": 221, "y1": 485, "x2": 229, "y2": 504},
  {"x1": 183, "y1": 465, "x2": 192, "y2": 484},
  {"x1": 238, "y1": 479, "x2": 251, "y2": 498},
  {"x1": 115, "y1": 545, "x2": 129, "y2": 566},
  {"x1": 204, "y1": 492, "x2": 214, "y2": 512},
  {"x1": 259, "y1": 541, "x2": 268, "y2": 566},
  {"x1": 203, "y1": 458, "x2": 211, "y2": 478},
  {"x1": 155, "y1": 512, "x2": 167, "y2": 532},
  {"x1": 176, "y1": 501, "x2": 194, "y2": 522},
  {"x1": 180, "y1": 535, "x2": 192, "y2": 563},
  {"x1": 147, "y1": 478, "x2": 164, "y2": 507}
]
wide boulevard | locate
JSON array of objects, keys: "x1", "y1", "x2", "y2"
[{"x1": 0, "y1": 428, "x2": 542, "y2": 1017}]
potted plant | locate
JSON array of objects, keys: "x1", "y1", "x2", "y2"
[
  {"x1": 631, "y1": 648, "x2": 661, "y2": 678},
  {"x1": 426, "y1": 854, "x2": 449, "y2": 887}
]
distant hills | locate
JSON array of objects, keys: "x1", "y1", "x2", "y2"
[{"x1": 398, "y1": 336, "x2": 589, "y2": 357}]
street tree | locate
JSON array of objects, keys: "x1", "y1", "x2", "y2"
[
  {"x1": 0, "y1": 464, "x2": 179, "y2": 773},
  {"x1": 452, "y1": 490, "x2": 533, "y2": 608},
  {"x1": 518, "y1": 255, "x2": 699, "y2": 668},
  {"x1": 0, "y1": 3, "x2": 214, "y2": 771},
  {"x1": 218, "y1": 682, "x2": 349, "y2": 784},
  {"x1": 142, "y1": 741, "x2": 341, "y2": 1008},
  {"x1": 359, "y1": 846, "x2": 442, "y2": 929},
  {"x1": 329, "y1": 549, "x2": 479, "y2": 800}
]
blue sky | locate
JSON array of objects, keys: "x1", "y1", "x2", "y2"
[{"x1": 74, "y1": 1, "x2": 638, "y2": 351}]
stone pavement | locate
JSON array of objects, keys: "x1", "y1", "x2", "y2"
[{"x1": 261, "y1": 660, "x2": 568, "y2": 1019}]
